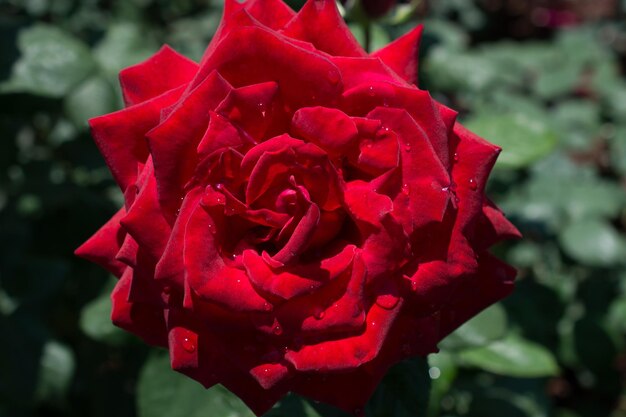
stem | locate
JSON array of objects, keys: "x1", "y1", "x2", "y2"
[{"x1": 364, "y1": 20, "x2": 372, "y2": 53}]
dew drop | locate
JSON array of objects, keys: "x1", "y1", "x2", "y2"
[
  {"x1": 257, "y1": 103, "x2": 267, "y2": 118},
  {"x1": 273, "y1": 325, "x2": 283, "y2": 335},
  {"x1": 216, "y1": 183, "x2": 224, "y2": 190},
  {"x1": 263, "y1": 302, "x2": 273, "y2": 312},
  {"x1": 404, "y1": 142, "x2": 412, "y2": 152},
  {"x1": 313, "y1": 308, "x2": 325, "y2": 320},
  {"x1": 410, "y1": 280, "x2": 418, "y2": 291},
  {"x1": 367, "y1": 86, "x2": 375, "y2": 97},
  {"x1": 401, "y1": 184, "x2": 410, "y2": 195},
  {"x1": 453, "y1": 152, "x2": 459, "y2": 162},
  {"x1": 182, "y1": 336, "x2": 196, "y2": 353},
  {"x1": 469, "y1": 178, "x2": 478, "y2": 191}
]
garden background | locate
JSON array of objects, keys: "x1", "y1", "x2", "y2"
[{"x1": 1, "y1": 0, "x2": 626, "y2": 416}]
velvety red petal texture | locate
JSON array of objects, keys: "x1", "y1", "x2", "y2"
[{"x1": 77, "y1": 1, "x2": 520, "y2": 415}]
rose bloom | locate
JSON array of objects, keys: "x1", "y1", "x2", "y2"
[{"x1": 76, "y1": 0, "x2": 520, "y2": 414}]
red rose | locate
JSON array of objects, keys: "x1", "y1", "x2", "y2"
[{"x1": 76, "y1": 0, "x2": 520, "y2": 414}]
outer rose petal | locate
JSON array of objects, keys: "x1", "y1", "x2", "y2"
[
  {"x1": 281, "y1": 0, "x2": 367, "y2": 57},
  {"x1": 111, "y1": 269, "x2": 167, "y2": 346},
  {"x1": 244, "y1": 0, "x2": 295, "y2": 30},
  {"x1": 89, "y1": 86, "x2": 185, "y2": 192},
  {"x1": 119, "y1": 45, "x2": 198, "y2": 107},
  {"x1": 75, "y1": 208, "x2": 127, "y2": 277},
  {"x1": 372, "y1": 25, "x2": 423, "y2": 85},
  {"x1": 196, "y1": 26, "x2": 343, "y2": 108}
]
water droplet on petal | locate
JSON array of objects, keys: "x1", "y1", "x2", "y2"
[
  {"x1": 263, "y1": 302, "x2": 273, "y2": 312},
  {"x1": 273, "y1": 325, "x2": 283, "y2": 335},
  {"x1": 410, "y1": 280, "x2": 418, "y2": 291},
  {"x1": 313, "y1": 308, "x2": 325, "y2": 320},
  {"x1": 469, "y1": 178, "x2": 478, "y2": 191},
  {"x1": 182, "y1": 336, "x2": 196, "y2": 352},
  {"x1": 453, "y1": 152, "x2": 459, "y2": 162},
  {"x1": 367, "y1": 86, "x2": 376, "y2": 97},
  {"x1": 401, "y1": 184, "x2": 410, "y2": 195},
  {"x1": 216, "y1": 183, "x2": 224, "y2": 190},
  {"x1": 404, "y1": 142, "x2": 412, "y2": 152}
]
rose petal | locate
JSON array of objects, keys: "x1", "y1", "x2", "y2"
[
  {"x1": 291, "y1": 107, "x2": 358, "y2": 158},
  {"x1": 367, "y1": 107, "x2": 451, "y2": 230},
  {"x1": 75, "y1": 208, "x2": 127, "y2": 277},
  {"x1": 372, "y1": 25, "x2": 423, "y2": 85},
  {"x1": 244, "y1": 0, "x2": 295, "y2": 30},
  {"x1": 196, "y1": 26, "x2": 342, "y2": 109},
  {"x1": 281, "y1": 0, "x2": 366, "y2": 57},
  {"x1": 183, "y1": 200, "x2": 268, "y2": 312},
  {"x1": 119, "y1": 45, "x2": 198, "y2": 107},
  {"x1": 438, "y1": 253, "x2": 516, "y2": 340},
  {"x1": 120, "y1": 161, "x2": 171, "y2": 261},
  {"x1": 111, "y1": 269, "x2": 167, "y2": 346},
  {"x1": 243, "y1": 244, "x2": 355, "y2": 300},
  {"x1": 331, "y1": 56, "x2": 406, "y2": 90},
  {"x1": 89, "y1": 86, "x2": 185, "y2": 192},
  {"x1": 147, "y1": 71, "x2": 231, "y2": 221},
  {"x1": 284, "y1": 301, "x2": 402, "y2": 371},
  {"x1": 216, "y1": 81, "x2": 279, "y2": 140},
  {"x1": 155, "y1": 187, "x2": 203, "y2": 286}
]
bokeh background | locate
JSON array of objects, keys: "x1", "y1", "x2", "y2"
[{"x1": 1, "y1": 0, "x2": 626, "y2": 416}]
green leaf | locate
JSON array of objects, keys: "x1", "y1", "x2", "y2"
[
  {"x1": 64, "y1": 76, "x2": 118, "y2": 128},
  {"x1": 93, "y1": 22, "x2": 159, "y2": 77},
  {"x1": 609, "y1": 126, "x2": 626, "y2": 176},
  {"x1": 608, "y1": 296, "x2": 626, "y2": 335},
  {"x1": 34, "y1": 340, "x2": 75, "y2": 406},
  {"x1": 366, "y1": 357, "x2": 430, "y2": 417},
  {"x1": 440, "y1": 303, "x2": 508, "y2": 350},
  {"x1": 559, "y1": 220, "x2": 626, "y2": 267},
  {"x1": 427, "y1": 352, "x2": 457, "y2": 417},
  {"x1": 80, "y1": 285, "x2": 131, "y2": 346},
  {"x1": 463, "y1": 112, "x2": 557, "y2": 169},
  {"x1": 458, "y1": 335, "x2": 559, "y2": 378},
  {"x1": 0, "y1": 24, "x2": 96, "y2": 97},
  {"x1": 348, "y1": 23, "x2": 391, "y2": 52},
  {"x1": 137, "y1": 352, "x2": 255, "y2": 417}
]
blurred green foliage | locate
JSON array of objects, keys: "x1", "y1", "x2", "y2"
[{"x1": 1, "y1": 0, "x2": 625, "y2": 417}]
